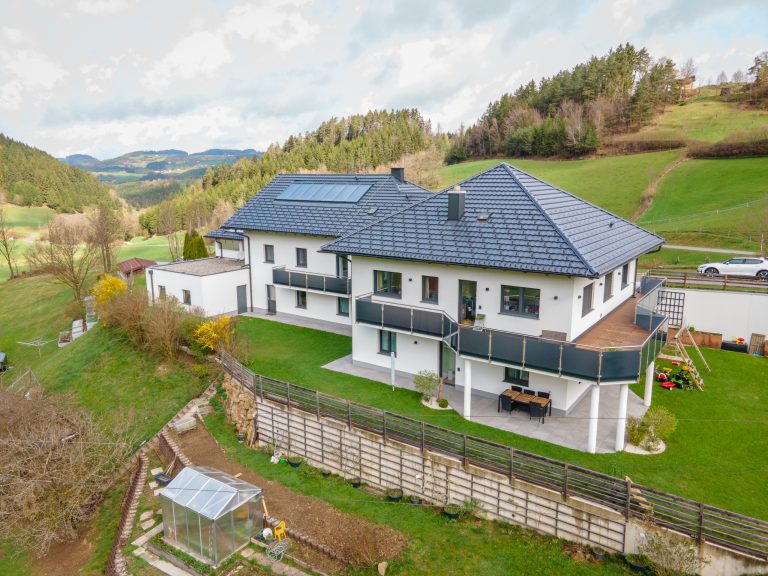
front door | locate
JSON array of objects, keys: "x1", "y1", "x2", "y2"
[
  {"x1": 266, "y1": 285, "x2": 276, "y2": 314},
  {"x1": 440, "y1": 342, "x2": 456, "y2": 386},
  {"x1": 458, "y1": 279, "x2": 477, "y2": 324},
  {"x1": 236, "y1": 285, "x2": 247, "y2": 314}
]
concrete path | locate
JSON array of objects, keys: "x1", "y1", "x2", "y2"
[
  {"x1": 243, "y1": 309, "x2": 352, "y2": 336},
  {"x1": 663, "y1": 244, "x2": 755, "y2": 255},
  {"x1": 132, "y1": 546, "x2": 194, "y2": 576},
  {"x1": 323, "y1": 354, "x2": 647, "y2": 453}
]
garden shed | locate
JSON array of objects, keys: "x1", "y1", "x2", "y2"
[{"x1": 160, "y1": 466, "x2": 262, "y2": 566}]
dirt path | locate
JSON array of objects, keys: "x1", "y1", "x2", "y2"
[
  {"x1": 632, "y1": 155, "x2": 689, "y2": 221},
  {"x1": 31, "y1": 525, "x2": 97, "y2": 576},
  {"x1": 174, "y1": 425, "x2": 408, "y2": 574}
]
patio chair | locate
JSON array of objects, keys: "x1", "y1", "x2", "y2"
[
  {"x1": 499, "y1": 394, "x2": 514, "y2": 413},
  {"x1": 536, "y1": 391, "x2": 550, "y2": 399},
  {"x1": 511, "y1": 385, "x2": 523, "y2": 393},
  {"x1": 529, "y1": 402, "x2": 546, "y2": 424}
]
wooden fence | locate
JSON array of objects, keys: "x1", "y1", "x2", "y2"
[
  {"x1": 221, "y1": 352, "x2": 768, "y2": 560},
  {"x1": 648, "y1": 269, "x2": 768, "y2": 293}
]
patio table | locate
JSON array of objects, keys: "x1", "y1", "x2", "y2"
[
  {"x1": 513, "y1": 393, "x2": 552, "y2": 417},
  {"x1": 498, "y1": 389, "x2": 521, "y2": 411}
]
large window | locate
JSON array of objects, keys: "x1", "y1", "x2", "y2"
[
  {"x1": 220, "y1": 239, "x2": 240, "y2": 251},
  {"x1": 422, "y1": 276, "x2": 439, "y2": 303},
  {"x1": 500, "y1": 286, "x2": 540, "y2": 318},
  {"x1": 582, "y1": 283, "x2": 594, "y2": 317},
  {"x1": 621, "y1": 262, "x2": 630, "y2": 289},
  {"x1": 158, "y1": 285, "x2": 166, "y2": 299},
  {"x1": 504, "y1": 367, "x2": 530, "y2": 385},
  {"x1": 182, "y1": 289, "x2": 191, "y2": 305},
  {"x1": 604, "y1": 271, "x2": 614, "y2": 301},
  {"x1": 337, "y1": 297, "x2": 350, "y2": 316},
  {"x1": 374, "y1": 270, "x2": 402, "y2": 298},
  {"x1": 264, "y1": 244, "x2": 275, "y2": 263},
  {"x1": 379, "y1": 330, "x2": 396, "y2": 355},
  {"x1": 336, "y1": 255, "x2": 349, "y2": 278},
  {"x1": 296, "y1": 248, "x2": 307, "y2": 268},
  {"x1": 296, "y1": 290, "x2": 307, "y2": 309}
]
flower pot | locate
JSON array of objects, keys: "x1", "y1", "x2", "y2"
[
  {"x1": 236, "y1": 433, "x2": 245, "y2": 443},
  {"x1": 287, "y1": 457, "x2": 303, "y2": 468},
  {"x1": 350, "y1": 477, "x2": 362, "y2": 488},
  {"x1": 320, "y1": 469, "x2": 331, "y2": 478},
  {"x1": 409, "y1": 495, "x2": 422, "y2": 505},
  {"x1": 443, "y1": 505, "x2": 461, "y2": 519},
  {"x1": 386, "y1": 489, "x2": 403, "y2": 502},
  {"x1": 592, "y1": 550, "x2": 606, "y2": 562}
]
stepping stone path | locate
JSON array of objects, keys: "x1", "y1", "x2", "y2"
[
  {"x1": 151, "y1": 467, "x2": 164, "y2": 476},
  {"x1": 149, "y1": 481, "x2": 159, "y2": 489},
  {"x1": 240, "y1": 547, "x2": 255, "y2": 559},
  {"x1": 140, "y1": 510, "x2": 155, "y2": 522},
  {"x1": 140, "y1": 519, "x2": 156, "y2": 531}
]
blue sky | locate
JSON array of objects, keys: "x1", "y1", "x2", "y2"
[{"x1": 0, "y1": 0, "x2": 765, "y2": 158}]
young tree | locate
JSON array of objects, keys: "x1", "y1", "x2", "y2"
[
  {"x1": 748, "y1": 51, "x2": 768, "y2": 84},
  {"x1": 0, "y1": 207, "x2": 19, "y2": 279},
  {"x1": 716, "y1": 70, "x2": 728, "y2": 85},
  {"x1": 732, "y1": 69, "x2": 746, "y2": 83},
  {"x1": 88, "y1": 203, "x2": 122, "y2": 272},
  {"x1": 157, "y1": 203, "x2": 182, "y2": 261},
  {"x1": 678, "y1": 57, "x2": 696, "y2": 79},
  {"x1": 26, "y1": 218, "x2": 101, "y2": 302}
]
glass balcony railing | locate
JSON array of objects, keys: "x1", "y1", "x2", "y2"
[{"x1": 272, "y1": 266, "x2": 351, "y2": 295}]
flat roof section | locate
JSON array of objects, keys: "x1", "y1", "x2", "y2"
[{"x1": 152, "y1": 257, "x2": 247, "y2": 276}]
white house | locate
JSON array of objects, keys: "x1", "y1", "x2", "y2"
[{"x1": 322, "y1": 163, "x2": 667, "y2": 453}]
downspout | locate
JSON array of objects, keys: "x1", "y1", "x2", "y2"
[
  {"x1": 632, "y1": 258, "x2": 640, "y2": 297},
  {"x1": 148, "y1": 269, "x2": 155, "y2": 304},
  {"x1": 246, "y1": 233, "x2": 254, "y2": 312}
]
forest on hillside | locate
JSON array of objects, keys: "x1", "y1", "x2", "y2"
[{"x1": 0, "y1": 134, "x2": 112, "y2": 212}]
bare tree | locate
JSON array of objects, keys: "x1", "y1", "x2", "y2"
[
  {"x1": 26, "y1": 217, "x2": 100, "y2": 302},
  {"x1": 716, "y1": 71, "x2": 728, "y2": 85},
  {"x1": 732, "y1": 69, "x2": 746, "y2": 83},
  {"x1": 0, "y1": 207, "x2": 19, "y2": 279},
  {"x1": 157, "y1": 203, "x2": 182, "y2": 261},
  {"x1": 560, "y1": 99, "x2": 587, "y2": 147},
  {"x1": 0, "y1": 389, "x2": 133, "y2": 557},
  {"x1": 88, "y1": 203, "x2": 122, "y2": 272},
  {"x1": 678, "y1": 58, "x2": 697, "y2": 79}
]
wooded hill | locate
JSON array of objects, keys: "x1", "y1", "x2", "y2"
[
  {"x1": 138, "y1": 109, "x2": 432, "y2": 234},
  {"x1": 0, "y1": 134, "x2": 112, "y2": 212}
]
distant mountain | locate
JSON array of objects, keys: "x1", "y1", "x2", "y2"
[
  {"x1": 62, "y1": 153, "x2": 100, "y2": 168},
  {"x1": 0, "y1": 133, "x2": 112, "y2": 212}
]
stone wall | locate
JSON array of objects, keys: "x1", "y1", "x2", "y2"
[{"x1": 223, "y1": 374, "x2": 258, "y2": 446}]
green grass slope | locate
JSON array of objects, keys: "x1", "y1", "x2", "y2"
[{"x1": 438, "y1": 150, "x2": 682, "y2": 219}]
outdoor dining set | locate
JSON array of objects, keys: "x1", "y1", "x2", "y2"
[{"x1": 497, "y1": 386, "x2": 552, "y2": 423}]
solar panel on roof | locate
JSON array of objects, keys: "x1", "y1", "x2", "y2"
[{"x1": 276, "y1": 182, "x2": 373, "y2": 203}]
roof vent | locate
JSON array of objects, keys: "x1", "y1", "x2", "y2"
[
  {"x1": 447, "y1": 185, "x2": 465, "y2": 221},
  {"x1": 390, "y1": 167, "x2": 405, "y2": 183},
  {"x1": 367, "y1": 207, "x2": 378, "y2": 216},
  {"x1": 477, "y1": 213, "x2": 490, "y2": 222}
]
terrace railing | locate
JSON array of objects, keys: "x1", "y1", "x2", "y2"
[
  {"x1": 220, "y1": 350, "x2": 768, "y2": 561},
  {"x1": 272, "y1": 266, "x2": 351, "y2": 295},
  {"x1": 355, "y1": 294, "x2": 666, "y2": 383}
]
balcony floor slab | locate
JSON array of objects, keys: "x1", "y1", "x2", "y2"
[{"x1": 575, "y1": 296, "x2": 653, "y2": 348}]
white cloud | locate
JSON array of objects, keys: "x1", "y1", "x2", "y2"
[
  {"x1": 81, "y1": 63, "x2": 114, "y2": 94},
  {"x1": 223, "y1": 0, "x2": 319, "y2": 51},
  {"x1": 0, "y1": 81, "x2": 23, "y2": 111},
  {"x1": 0, "y1": 49, "x2": 66, "y2": 109},
  {"x1": 75, "y1": 0, "x2": 136, "y2": 14},
  {"x1": 142, "y1": 30, "x2": 232, "y2": 90},
  {"x1": 2, "y1": 27, "x2": 25, "y2": 43}
]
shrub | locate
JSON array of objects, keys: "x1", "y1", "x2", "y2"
[
  {"x1": 192, "y1": 364, "x2": 209, "y2": 381},
  {"x1": 91, "y1": 275, "x2": 128, "y2": 309},
  {"x1": 638, "y1": 529, "x2": 709, "y2": 576},
  {"x1": 643, "y1": 406, "x2": 677, "y2": 442},
  {"x1": 193, "y1": 316, "x2": 234, "y2": 353},
  {"x1": 143, "y1": 298, "x2": 183, "y2": 359},
  {"x1": 626, "y1": 416, "x2": 645, "y2": 446},
  {"x1": 179, "y1": 313, "x2": 205, "y2": 347},
  {"x1": 438, "y1": 398, "x2": 449, "y2": 409},
  {"x1": 413, "y1": 370, "x2": 440, "y2": 401},
  {"x1": 100, "y1": 291, "x2": 148, "y2": 347}
]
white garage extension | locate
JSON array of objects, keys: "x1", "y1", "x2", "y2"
[{"x1": 146, "y1": 257, "x2": 251, "y2": 317}]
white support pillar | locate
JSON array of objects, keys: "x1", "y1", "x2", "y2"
[
  {"x1": 390, "y1": 352, "x2": 396, "y2": 391},
  {"x1": 644, "y1": 360, "x2": 655, "y2": 407},
  {"x1": 587, "y1": 384, "x2": 600, "y2": 454},
  {"x1": 463, "y1": 359, "x2": 473, "y2": 420},
  {"x1": 615, "y1": 383, "x2": 629, "y2": 452}
]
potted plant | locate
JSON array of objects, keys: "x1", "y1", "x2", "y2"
[
  {"x1": 319, "y1": 468, "x2": 331, "y2": 478},
  {"x1": 442, "y1": 504, "x2": 461, "y2": 519},
  {"x1": 287, "y1": 456, "x2": 303, "y2": 468},
  {"x1": 409, "y1": 495, "x2": 422, "y2": 505},
  {"x1": 350, "y1": 477, "x2": 362, "y2": 488},
  {"x1": 386, "y1": 488, "x2": 403, "y2": 502}
]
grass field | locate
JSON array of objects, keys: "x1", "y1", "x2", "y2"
[
  {"x1": 638, "y1": 157, "x2": 768, "y2": 249},
  {"x1": 236, "y1": 317, "x2": 768, "y2": 520},
  {"x1": 637, "y1": 247, "x2": 732, "y2": 270},
  {"x1": 116, "y1": 234, "x2": 174, "y2": 263},
  {"x1": 438, "y1": 150, "x2": 682, "y2": 219},
  {"x1": 0, "y1": 204, "x2": 54, "y2": 230}
]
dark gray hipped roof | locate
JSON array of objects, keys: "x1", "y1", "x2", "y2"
[
  {"x1": 322, "y1": 163, "x2": 663, "y2": 277},
  {"x1": 222, "y1": 174, "x2": 431, "y2": 238},
  {"x1": 205, "y1": 227, "x2": 243, "y2": 241}
]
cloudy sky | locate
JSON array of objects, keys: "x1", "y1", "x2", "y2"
[{"x1": 1, "y1": 0, "x2": 765, "y2": 159}]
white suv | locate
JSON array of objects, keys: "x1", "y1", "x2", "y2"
[{"x1": 698, "y1": 257, "x2": 768, "y2": 279}]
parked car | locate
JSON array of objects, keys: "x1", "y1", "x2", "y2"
[{"x1": 698, "y1": 257, "x2": 768, "y2": 278}]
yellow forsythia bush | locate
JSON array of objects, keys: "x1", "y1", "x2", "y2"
[
  {"x1": 91, "y1": 275, "x2": 128, "y2": 304},
  {"x1": 193, "y1": 316, "x2": 233, "y2": 352}
]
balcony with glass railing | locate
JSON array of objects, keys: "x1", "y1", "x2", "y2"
[{"x1": 272, "y1": 266, "x2": 351, "y2": 295}]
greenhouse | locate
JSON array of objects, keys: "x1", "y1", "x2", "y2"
[{"x1": 160, "y1": 466, "x2": 263, "y2": 566}]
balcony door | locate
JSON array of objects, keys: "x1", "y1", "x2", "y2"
[
  {"x1": 440, "y1": 342, "x2": 456, "y2": 386},
  {"x1": 336, "y1": 255, "x2": 349, "y2": 278},
  {"x1": 458, "y1": 279, "x2": 477, "y2": 324},
  {"x1": 266, "y1": 284, "x2": 276, "y2": 314}
]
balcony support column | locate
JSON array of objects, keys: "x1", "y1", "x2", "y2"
[
  {"x1": 587, "y1": 384, "x2": 600, "y2": 454},
  {"x1": 463, "y1": 359, "x2": 473, "y2": 421},
  {"x1": 615, "y1": 383, "x2": 629, "y2": 452},
  {"x1": 644, "y1": 360, "x2": 654, "y2": 407}
]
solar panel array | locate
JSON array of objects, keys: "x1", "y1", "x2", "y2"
[{"x1": 276, "y1": 182, "x2": 373, "y2": 203}]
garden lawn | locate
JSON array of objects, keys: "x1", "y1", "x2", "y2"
[
  {"x1": 437, "y1": 150, "x2": 681, "y2": 219},
  {"x1": 205, "y1": 410, "x2": 633, "y2": 576},
  {"x1": 115, "y1": 234, "x2": 175, "y2": 263},
  {"x1": 638, "y1": 157, "x2": 768, "y2": 250},
  {"x1": 237, "y1": 317, "x2": 768, "y2": 519}
]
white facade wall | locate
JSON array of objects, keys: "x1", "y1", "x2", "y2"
[
  {"x1": 213, "y1": 239, "x2": 245, "y2": 260},
  {"x1": 147, "y1": 267, "x2": 250, "y2": 317},
  {"x1": 570, "y1": 259, "x2": 637, "y2": 339},
  {"x1": 352, "y1": 323, "x2": 442, "y2": 375},
  {"x1": 245, "y1": 231, "x2": 351, "y2": 326},
  {"x1": 676, "y1": 288, "x2": 768, "y2": 340}
]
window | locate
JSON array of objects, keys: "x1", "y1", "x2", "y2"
[
  {"x1": 296, "y1": 290, "x2": 307, "y2": 309},
  {"x1": 621, "y1": 262, "x2": 630, "y2": 288},
  {"x1": 603, "y1": 271, "x2": 614, "y2": 301},
  {"x1": 374, "y1": 270, "x2": 402, "y2": 298},
  {"x1": 379, "y1": 330, "x2": 396, "y2": 355},
  {"x1": 264, "y1": 244, "x2": 274, "y2": 263},
  {"x1": 581, "y1": 283, "x2": 594, "y2": 317},
  {"x1": 422, "y1": 276, "x2": 439, "y2": 303},
  {"x1": 500, "y1": 286, "x2": 540, "y2": 318},
  {"x1": 220, "y1": 239, "x2": 240, "y2": 251},
  {"x1": 337, "y1": 297, "x2": 350, "y2": 316},
  {"x1": 336, "y1": 255, "x2": 349, "y2": 278},
  {"x1": 296, "y1": 248, "x2": 307, "y2": 268},
  {"x1": 182, "y1": 289, "x2": 191, "y2": 305},
  {"x1": 158, "y1": 285, "x2": 166, "y2": 299},
  {"x1": 504, "y1": 367, "x2": 530, "y2": 385}
]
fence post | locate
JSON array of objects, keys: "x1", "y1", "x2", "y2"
[
  {"x1": 563, "y1": 463, "x2": 569, "y2": 500},
  {"x1": 463, "y1": 435, "x2": 468, "y2": 468},
  {"x1": 347, "y1": 402, "x2": 352, "y2": 430},
  {"x1": 509, "y1": 447, "x2": 515, "y2": 482},
  {"x1": 252, "y1": 373, "x2": 258, "y2": 399},
  {"x1": 259, "y1": 375, "x2": 264, "y2": 399},
  {"x1": 625, "y1": 479, "x2": 632, "y2": 520},
  {"x1": 383, "y1": 412, "x2": 388, "y2": 442},
  {"x1": 287, "y1": 383, "x2": 291, "y2": 411},
  {"x1": 421, "y1": 421, "x2": 425, "y2": 453},
  {"x1": 698, "y1": 502, "x2": 705, "y2": 544},
  {"x1": 316, "y1": 392, "x2": 321, "y2": 420}
]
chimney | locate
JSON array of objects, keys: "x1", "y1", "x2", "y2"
[
  {"x1": 447, "y1": 185, "x2": 465, "y2": 221},
  {"x1": 390, "y1": 167, "x2": 405, "y2": 183}
]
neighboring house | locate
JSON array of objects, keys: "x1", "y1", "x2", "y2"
[
  {"x1": 322, "y1": 163, "x2": 667, "y2": 452},
  {"x1": 146, "y1": 227, "x2": 250, "y2": 316},
  {"x1": 118, "y1": 257, "x2": 157, "y2": 287},
  {"x1": 221, "y1": 168, "x2": 430, "y2": 326}
]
